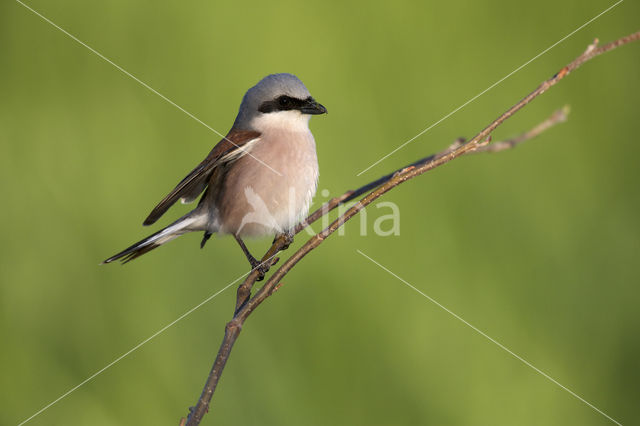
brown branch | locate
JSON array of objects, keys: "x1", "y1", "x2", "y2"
[
  {"x1": 472, "y1": 105, "x2": 570, "y2": 153},
  {"x1": 298, "y1": 104, "x2": 569, "y2": 230},
  {"x1": 182, "y1": 31, "x2": 640, "y2": 426}
]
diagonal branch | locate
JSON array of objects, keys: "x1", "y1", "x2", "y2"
[
  {"x1": 183, "y1": 30, "x2": 640, "y2": 426},
  {"x1": 471, "y1": 106, "x2": 569, "y2": 153}
]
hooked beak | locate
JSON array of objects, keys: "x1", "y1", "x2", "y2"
[{"x1": 300, "y1": 98, "x2": 327, "y2": 115}]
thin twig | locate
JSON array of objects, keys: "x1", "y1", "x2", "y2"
[
  {"x1": 472, "y1": 105, "x2": 570, "y2": 153},
  {"x1": 182, "y1": 31, "x2": 640, "y2": 426}
]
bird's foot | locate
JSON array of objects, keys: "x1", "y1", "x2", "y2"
[
  {"x1": 274, "y1": 231, "x2": 295, "y2": 250},
  {"x1": 249, "y1": 256, "x2": 272, "y2": 281}
]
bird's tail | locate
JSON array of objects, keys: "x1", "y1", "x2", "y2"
[{"x1": 102, "y1": 213, "x2": 203, "y2": 264}]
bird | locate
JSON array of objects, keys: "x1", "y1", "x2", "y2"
[{"x1": 102, "y1": 73, "x2": 327, "y2": 275}]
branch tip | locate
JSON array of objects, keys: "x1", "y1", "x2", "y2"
[{"x1": 585, "y1": 38, "x2": 600, "y2": 54}]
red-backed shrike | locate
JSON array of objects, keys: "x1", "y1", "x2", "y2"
[{"x1": 103, "y1": 73, "x2": 326, "y2": 275}]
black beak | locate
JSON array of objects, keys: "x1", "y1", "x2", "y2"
[{"x1": 300, "y1": 98, "x2": 327, "y2": 115}]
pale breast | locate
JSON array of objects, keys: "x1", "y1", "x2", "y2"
[{"x1": 212, "y1": 128, "x2": 319, "y2": 238}]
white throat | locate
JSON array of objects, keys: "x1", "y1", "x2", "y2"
[{"x1": 250, "y1": 110, "x2": 312, "y2": 133}]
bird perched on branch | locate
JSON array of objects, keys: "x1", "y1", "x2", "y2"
[{"x1": 103, "y1": 73, "x2": 327, "y2": 276}]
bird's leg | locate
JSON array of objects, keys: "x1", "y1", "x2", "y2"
[
  {"x1": 273, "y1": 230, "x2": 295, "y2": 250},
  {"x1": 200, "y1": 231, "x2": 212, "y2": 249},
  {"x1": 234, "y1": 234, "x2": 270, "y2": 280}
]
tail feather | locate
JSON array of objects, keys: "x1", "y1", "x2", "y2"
[{"x1": 102, "y1": 214, "x2": 201, "y2": 264}]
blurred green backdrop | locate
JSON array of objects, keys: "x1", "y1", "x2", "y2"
[{"x1": 1, "y1": 1, "x2": 639, "y2": 425}]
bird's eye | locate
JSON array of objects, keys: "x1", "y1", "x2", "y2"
[{"x1": 278, "y1": 96, "x2": 290, "y2": 107}]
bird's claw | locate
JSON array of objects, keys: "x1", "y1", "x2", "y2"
[{"x1": 249, "y1": 257, "x2": 270, "y2": 281}]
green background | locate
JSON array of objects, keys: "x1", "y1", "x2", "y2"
[{"x1": 2, "y1": 1, "x2": 639, "y2": 425}]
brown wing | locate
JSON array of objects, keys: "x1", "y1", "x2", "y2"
[{"x1": 142, "y1": 129, "x2": 261, "y2": 226}]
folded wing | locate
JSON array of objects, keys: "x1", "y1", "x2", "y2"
[{"x1": 143, "y1": 129, "x2": 261, "y2": 226}]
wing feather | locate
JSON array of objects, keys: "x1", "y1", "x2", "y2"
[{"x1": 143, "y1": 129, "x2": 261, "y2": 226}]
